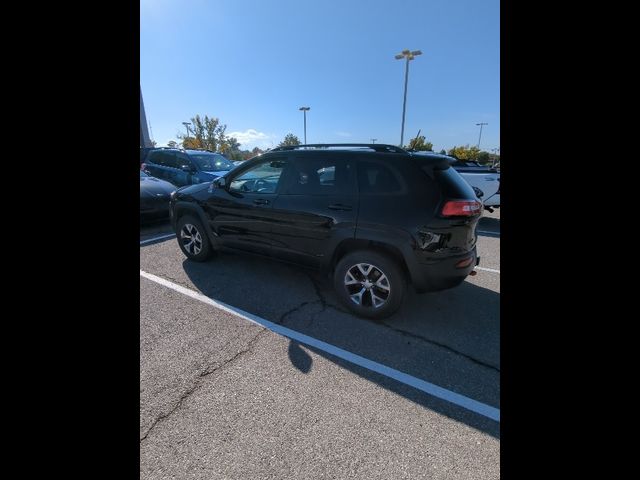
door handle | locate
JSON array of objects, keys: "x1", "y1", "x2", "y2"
[
  {"x1": 253, "y1": 199, "x2": 270, "y2": 205},
  {"x1": 328, "y1": 203, "x2": 352, "y2": 211}
]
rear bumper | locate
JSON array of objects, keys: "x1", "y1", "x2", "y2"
[{"x1": 409, "y1": 248, "x2": 478, "y2": 293}]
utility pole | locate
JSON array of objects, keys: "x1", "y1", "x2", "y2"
[
  {"x1": 299, "y1": 107, "x2": 310, "y2": 144},
  {"x1": 371, "y1": 138, "x2": 377, "y2": 144},
  {"x1": 476, "y1": 122, "x2": 488, "y2": 149}
]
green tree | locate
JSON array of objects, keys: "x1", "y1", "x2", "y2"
[
  {"x1": 447, "y1": 145, "x2": 481, "y2": 160},
  {"x1": 476, "y1": 151, "x2": 490, "y2": 164},
  {"x1": 405, "y1": 135, "x2": 433, "y2": 151},
  {"x1": 177, "y1": 114, "x2": 228, "y2": 151},
  {"x1": 439, "y1": 149, "x2": 447, "y2": 155},
  {"x1": 182, "y1": 137, "x2": 201, "y2": 149},
  {"x1": 278, "y1": 133, "x2": 301, "y2": 147},
  {"x1": 167, "y1": 140, "x2": 178, "y2": 148}
]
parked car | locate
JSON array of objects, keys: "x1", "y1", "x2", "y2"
[
  {"x1": 412, "y1": 153, "x2": 500, "y2": 210},
  {"x1": 142, "y1": 148, "x2": 234, "y2": 187},
  {"x1": 140, "y1": 170, "x2": 176, "y2": 220},
  {"x1": 169, "y1": 143, "x2": 482, "y2": 319}
]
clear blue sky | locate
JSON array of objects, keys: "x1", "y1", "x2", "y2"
[{"x1": 141, "y1": 0, "x2": 499, "y2": 153}]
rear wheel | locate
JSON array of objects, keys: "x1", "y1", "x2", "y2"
[
  {"x1": 334, "y1": 250, "x2": 406, "y2": 319},
  {"x1": 176, "y1": 215, "x2": 212, "y2": 262}
]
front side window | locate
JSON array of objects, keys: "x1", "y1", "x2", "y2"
[
  {"x1": 190, "y1": 153, "x2": 234, "y2": 172},
  {"x1": 229, "y1": 158, "x2": 287, "y2": 194}
]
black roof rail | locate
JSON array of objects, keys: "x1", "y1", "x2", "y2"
[{"x1": 271, "y1": 143, "x2": 409, "y2": 154}]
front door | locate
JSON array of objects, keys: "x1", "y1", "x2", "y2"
[{"x1": 203, "y1": 157, "x2": 288, "y2": 256}]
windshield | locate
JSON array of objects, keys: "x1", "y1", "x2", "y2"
[{"x1": 190, "y1": 153, "x2": 234, "y2": 172}]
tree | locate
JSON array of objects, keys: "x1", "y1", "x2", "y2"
[
  {"x1": 278, "y1": 133, "x2": 301, "y2": 147},
  {"x1": 476, "y1": 151, "x2": 490, "y2": 164},
  {"x1": 405, "y1": 135, "x2": 433, "y2": 151},
  {"x1": 167, "y1": 140, "x2": 178, "y2": 148},
  {"x1": 439, "y1": 149, "x2": 447, "y2": 155},
  {"x1": 177, "y1": 114, "x2": 223, "y2": 151},
  {"x1": 447, "y1": 145, "x2": 481, "y2": 160},
  {"x1": 182, "y1": 137, "x2": 201, "y2": 149}
]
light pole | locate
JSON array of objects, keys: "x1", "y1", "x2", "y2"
[
  {"x1": 395, "y1": 49, "x2": 422, "y2": 147},
  {"x1": 182, "y1": 122, "x2": 192, "y2": 139},
  {"x1": 476, "y1": 122, "x2": 488, "y2": 149},
  {"x1": 371, "y1": 138, "x2": 377, "y2": 144},
  {"x1": 299, "y1": 107, "x2": 310, "y2": 144}
]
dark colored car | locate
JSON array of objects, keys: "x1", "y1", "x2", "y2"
[
  {"x1": 142, "y1": 148, "x2": 234, "y2": 187},
  {"x1": 140, "y1": 171, "x2": 176, "y2": 220},
  {"x1": 169, "y1": 144, "x2": 482, "y2": 319}
]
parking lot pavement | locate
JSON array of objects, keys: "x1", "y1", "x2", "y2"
[
  {"x1": 140, "y1": 212, "x2": 500, "y2": 478},
  {"x1": 141, "y1": 277, "x2": 500, "y2": 479}
]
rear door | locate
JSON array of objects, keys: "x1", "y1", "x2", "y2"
[
  {"x1": 144, "y1": 150, "x2": 172, "y2": 181},
  {"x1": 270, "y1": 153, "x2": 358, "y2": 268}
]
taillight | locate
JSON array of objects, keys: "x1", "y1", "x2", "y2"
[{"x1": 441, "y1": 200, "x2": 482, "y2": 217}]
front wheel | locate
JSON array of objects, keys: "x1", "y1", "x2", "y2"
[
  {"x1": 334, "y1": 250, "x2": 406, "y2": 319},
  {"x1": 176, "y1": 215, "x2": 213, "y2": 262}
]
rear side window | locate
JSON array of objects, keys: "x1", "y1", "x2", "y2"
[
  {"x1": 357, "y1": 161, "x2": 403, "y2": 194},
  {"x1": 433, "y1": 167, "x2": 477, "y2": 200},
  {"x1": 148, "y1": 151, "x2": 176, "y2": 167},
  {"x1": 282, "y1": 157, "x2": 355, "y2": 195}
]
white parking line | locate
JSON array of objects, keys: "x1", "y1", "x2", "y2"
[
  {"x1": 140, "y1": 233, "x2": 176, "y2": 245},
  {"x1": 140, "y1": 269, "x2": 500, "y2": 423},
  {"x1": 476, "y1": 266, "x2": 500, "y2": 274}
]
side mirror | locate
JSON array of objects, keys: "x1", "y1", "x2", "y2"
[
  {"x1": 180, "y1": 164, "x2": 195, "y2": 173},
  {"x1": 472, "y1": 186, "x2": 484, "y2": 199},
  {"x1": 214, "y1": 177, "x2": 227, "y2": 189}
]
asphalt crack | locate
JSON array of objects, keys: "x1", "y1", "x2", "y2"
[
  {"x1": 140, "y1": 329, "x2": 265, "y2": 444},
  {"x1": 381, "y1": 322, "x2": 500, "y2": 373}
]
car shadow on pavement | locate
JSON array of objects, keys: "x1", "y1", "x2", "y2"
[{"x1": 183, "y1": 253, "x2": 500, "y2": 439}]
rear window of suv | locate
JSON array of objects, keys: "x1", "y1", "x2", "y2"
[{"x1": 433, "y1": 167, "x2": 477, "y2": 200}]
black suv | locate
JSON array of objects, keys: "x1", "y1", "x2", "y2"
[{"x1": 170, "y1": 144, "x2": 482, "y2": 319}]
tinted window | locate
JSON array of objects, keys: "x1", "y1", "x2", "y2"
[
  {"x1": 283, "y1": 157, "x2": 354, "y2": 195},
  {"x1": 229, "y1": 159, "x2": 287, "y2": 194},
  {"x1": 148, "y1": 151, "x2": 173, "y2": 166},
  {"x1": 175, "y1": 153, "x2": 193, "y2": 168},
  {"x1": 357, "y1": 161, "x2": 403, "y2": 194},
  {"x1": 434, "y1": 167, "x2": 477, "y2": 200},
  {"x1": 190, "y1": 153, "x2": 234, "y2": 172}
]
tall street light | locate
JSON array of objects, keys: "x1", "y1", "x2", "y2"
[
  {"x1": 299, "y1": 107, "x2": 310, "y2": 144},
  {"x1": 476, "y1": 122, "x2": 488, "y2": 149},
  {"x1": 395, "y1": 49, "x2": 422, "y2": 147}
]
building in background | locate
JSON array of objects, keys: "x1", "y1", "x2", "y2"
[{"x1": 140, "y1": 86, "x2": 152, "y2": 148}]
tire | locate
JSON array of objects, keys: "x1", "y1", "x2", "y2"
[
  {"x1": 176, "y1": 215, "x2": 213, "y2": 262},
  {"x1": 334, "y1": 250, "x2": 406, "y2": 319}
]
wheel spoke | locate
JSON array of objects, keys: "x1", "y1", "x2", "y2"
[
  {"x1": 375, "y1": 276, "x2": 390, "y2": 292},
  {"x1": 345, "y1": 271, "x2": 360, "y2": 285},
  {"x1": 350, "y1": 287, "x2": 366, "y2": 305},
  {"x1": 357, "y1": 263, "x2": 373, "y2": 278},
  {"x1": 371, "y1": 291, "x2": 386, "y2": 308}
]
